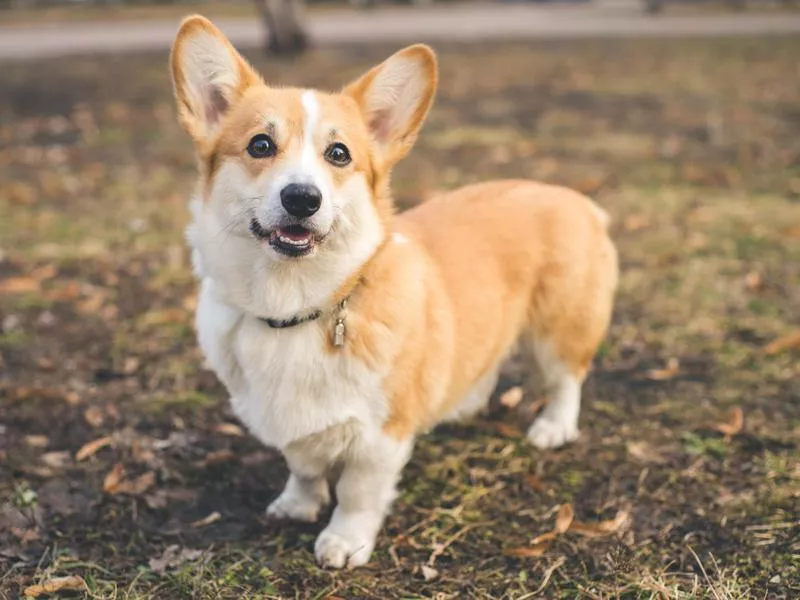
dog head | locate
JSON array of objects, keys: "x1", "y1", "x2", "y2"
[{"x1": 171, "y1": 16, "x2": 436, "y2": 311}]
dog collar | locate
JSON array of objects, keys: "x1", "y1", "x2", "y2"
[{"x1": 258, "y1": 296, "x2": 350, "y2": 347}]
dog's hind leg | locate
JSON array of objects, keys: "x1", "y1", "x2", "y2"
[{"x1": 525, "y1": 339, "x2": 584, "y2": 449}]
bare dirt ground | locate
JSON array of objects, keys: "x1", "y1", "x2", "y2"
[{"x1": 1, "y1": 37, "x2": 798, "y2": 599}]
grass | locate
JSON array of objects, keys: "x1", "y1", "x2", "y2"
[{"x1": 1, "y1": 36, "x2": 799, "y2": 599}]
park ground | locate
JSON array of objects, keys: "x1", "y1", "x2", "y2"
[{"x1": 1, "y1": 35, "x2": 799, "y2": 599}]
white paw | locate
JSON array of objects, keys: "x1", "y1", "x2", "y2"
[
  {"x1": 527, "y1": 417, "x2": 579, "y2": 449},
  {"x1": 314, "y1": 528, "x2": 374, "y2": 569},
  {"x1": 266, "y1": 490, "x2": 325, "y2": 523}
]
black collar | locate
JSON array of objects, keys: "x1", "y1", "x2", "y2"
[{"x1": 259, "y1": 309, "x2": 323, "y2": 329}]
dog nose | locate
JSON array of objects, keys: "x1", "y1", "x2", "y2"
[{"x1": 280, "y1": 183, "x2": 322, "y2": 218}]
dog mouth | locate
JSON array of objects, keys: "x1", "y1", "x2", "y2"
[{"x1": 249, "y1": 219, "x2": 318, "y2": 258}]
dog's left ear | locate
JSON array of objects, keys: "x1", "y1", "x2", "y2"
[
  {"x1": 171, "y1": 15, "x2": 261, "y2": 143},
  {"x1": 344, "y1": 44, "x2": 438, "y2": 165}
]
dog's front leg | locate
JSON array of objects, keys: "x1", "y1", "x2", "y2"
[
  {"x1": 315, "y1": 434, "x2": 413, "y2": 569},
  {"x1": 267, "y1": 449, "x2": 330, "y2": 523}
]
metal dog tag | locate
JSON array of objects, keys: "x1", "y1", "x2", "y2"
[{"x1": 333, "y1": 319, "x2": 346, "y2": 347}]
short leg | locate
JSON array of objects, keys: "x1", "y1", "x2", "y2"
[
  {"x1": 315, "y1": 435, "x2": 413, "y2": 569},
  {"x1": 266, "y1": 472, "x2": 329, "y2": 522},
  {"x1": 527, "y1": 369, "x2": 582, "y2": 449}
]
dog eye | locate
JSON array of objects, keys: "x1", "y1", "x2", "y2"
[
  {"x1": 324, "y1": 143, "x2": 351, "y2": 167},
  {"x1": 247, "y1": 134, "x2": 277, "y2": 159}
]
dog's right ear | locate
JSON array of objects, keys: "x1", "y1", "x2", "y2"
[{"x1": 171, "y1": 15, "x2": 261, "y2": 143}]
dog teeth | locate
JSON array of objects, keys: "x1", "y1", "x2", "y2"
[{"x1": 278, "y1": 235, "x2": 310, "y2": 246}]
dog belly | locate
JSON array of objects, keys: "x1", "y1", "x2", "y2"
[{"x1": 442, "y1": 366, "x2": 499, "y2": 422}]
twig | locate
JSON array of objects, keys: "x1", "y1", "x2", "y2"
[
  {"x1": 688, "y1": 546, "x2": 722, "y2": 600},
  {"x1": 518, "y1": 556, "x2": 566, "y2": 599}
]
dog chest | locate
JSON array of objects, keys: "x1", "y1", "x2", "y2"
[{"x1": 196, "y1": 279, "x2": 388, "y2": 449}]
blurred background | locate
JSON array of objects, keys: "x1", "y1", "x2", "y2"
[{"x1": 1, "y1": 1, "x2": 799, "y2": 599}]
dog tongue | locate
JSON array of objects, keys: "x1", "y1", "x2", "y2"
[{"x1": 279, "y1": 227, "x2": 311, "y2": 241}]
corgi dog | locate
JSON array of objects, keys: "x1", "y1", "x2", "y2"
[{"x1": 171, "y1": 16, "x2": 617, "y2": 569}]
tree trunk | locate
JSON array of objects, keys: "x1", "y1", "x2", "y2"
[{"x1": 253, "y1": 0, "x2": 308, "y2": 56}]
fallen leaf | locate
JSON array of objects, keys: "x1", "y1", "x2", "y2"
[
  {"x1": 646, "y1": 357, "x2": 680, "y2": 381},
  {"x1": 499, "y1": 386, "x2": 524, "y2": 409},
  {"x1": 503, "y1": 545, "x2": 548, "y2": 557},
  {"x1": 24, "y1": 575, "x2": 86, "y2": 597},
  {"x1": 198, "y1": 449, "x2": 236, "y2": 467},
  {"x1": 744, "y1": 271, "x2": 763, "y2": 291},
  {"x1": 623, "y1": 214, "x2": 651, "y2": 232},
  {"x1": 75, "y1": 436, "x2": 113, "y2": 461},
  {"x1": 569, "y1": 510, "x2": 630, "y2": 538},
  {"x1": 31, "y1": 264, "x2": 57, "y2": 282},
  {"x1": 531, "y1": 504, "x2": 574, "y2": 544},
  {"x1": 241, "y1": 451, "x2": 273, "y2": 466},
  {"x1": 524, "y1": 474, "x2": 546, "y2": 492},
  {"x1": 574, "y1": 175, "x2": 605, "y2": 195},
  {"x1": 83, "y1": 406, "x2": 105, "y2": 428},
  {"x1": 190, "y1": 511, "x2": 221, "y2": 528},
  {"x1": 122, "y1": 357, "x2": 140, "y2": 374},
  {"x1": 149, "y1": 545, "x2": 205, "y2": 575},
  {"x1": 40, "y1": 451, "x2": 71, "y2": 469},
  {"x1": 24, "y1": 435, "x2": 49, "y2": 448},
  {"x1": 12, "y1": 527, "x2": 40, "y2": 543},
  {"x1": 491, "y1": 422, "x2": 524, "y2": 438},
  {"x1": 215, "y1": 423, "x2": 244, "y2": 437},
  {"x1": 103, "y1": 463, "x2": 125, "y2": 493},
  {"x1": 555, "y1": 503, "x2": 574, "y2": 533},
  {"x1": 712, "y1": 407, "x2": 744, "y2": 438},
  {"x1": 764, "y1": 329, "x2": 800, "y2": 355},
  {"x1": 420, "y1": 565, "x2": 439, "y2": 581},
  {"x1": 626, "y1": 441, "x2": 667, "y2": 464},
  {"x1": 0, "y1": 277, "x2": 39, "y2": 294},
  {"x1": 114, "y1": 471, "x2": 156, "y2": 496}
]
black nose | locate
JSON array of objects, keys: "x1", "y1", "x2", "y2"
[{"x1": 280, "y1": 183, "x2": 322, "y2": 218}]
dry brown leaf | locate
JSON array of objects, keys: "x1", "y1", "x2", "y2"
[
  {"x1": 64, "y1": 391, "x2": 81, "y2": 406},
  {"x1": 764, "y1": 329, "x2": 800, "y2": 356},
  {"x1": 75, "y1": 436, "x2": 113, "y2": 461},
  {"x1": 524, "y1": 474, "x2": 546, "y2": 492},
  {"x1": 115, "y1": 471, "x2": 156, "y2": 496},
  {"x1": 103, "y1": 462, "x2": 125, "y2": 493},
  {"x1": 503, "y1": 544, "x2": 548, "y2": 558},
  {"x1": 215, "y1": 423, "x2": 244, "y2": 437},
  {"x1": 646, "y1": 357, "x2": 680, "y2": 381},
  {"x1": 623, "y1": 214, "x2": 651, "y2": 232},
  {"x1": 198, "y1": 449, "x2": 236, "y2": 467},
  {"x1": 190, "y1": 511, "x2": 221, "y2": 528},
  {"x1": 420, "y1": 565, "x2": 439, "y2": 581},
  {"x1": 569, "y1": 510, "x2": 630, "y2": 538},
  {"x1": 31, "y1": 264, "x2": 57, "y2": 282},
  {"x1": 555, "y1": 503, "x2": 575, "y2": 533},
  {"x1": 24, "y1": 575, "x2": 86, "y2": 597},
  {"x1": 0, "y1": 277, "x2": 40, "y2": 294},
  {"x1": 24, "y1": 435, "x2": 49, "y2": 448},
  {"x1": 626, "y1": 441, "x2": 666, "y2": 464},
  {"x1": 531, "y1": 504, "x2": 574, "y2": 545},
  {"x1": 83, "y1": 406, "x2": 105, "y2": 428},
  {"x1": 122, "y1": 357, "x2": 140, "y2": 374},
  {"x1": 491, "y1": 422, "x2": 524, "y2": 438},
  {"x1": 744, "y1": 271, "x2": 763, "y2": 291},
  {"x1": 574, "y1": 175, "x2": 605, "y2": 195},
  {"x1": 713, "y1": 407, "x2": 744, "y2": 438},
  {"x1": 499, "y1": 386, "x2": 524, "y2": 408},
  {"x1": 40, "y1": 451, "x2": 71, "y2": 469}
]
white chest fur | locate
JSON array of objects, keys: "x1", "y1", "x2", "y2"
[{"x1": 195, "y1": 278, "x2": 388, "y2": 450}]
